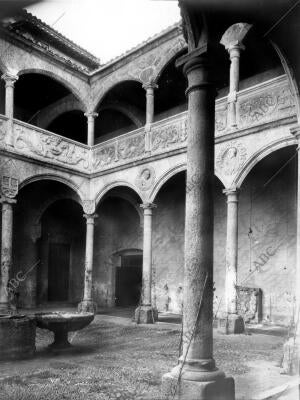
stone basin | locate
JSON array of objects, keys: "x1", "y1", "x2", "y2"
[{"x1": 35, "y1": 312, "x2": 94, "y2": 351}]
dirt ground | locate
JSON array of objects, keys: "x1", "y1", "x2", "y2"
[{"x1": 0, "y1": 315, "x2": 295, "y2": 400}]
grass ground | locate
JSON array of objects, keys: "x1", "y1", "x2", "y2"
[{"x1": 0, "y1": 315, "x2": 294, "y2": 400}]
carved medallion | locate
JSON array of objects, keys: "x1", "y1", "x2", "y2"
[
  {"x1": 1, "y1": 176, "x2": 18, "y2": 198},
  {"x1": 135, "y1": 166, "x2": 155, "y2": 191},
  {"x1": 216, "y1": 142, "x2": 247, "y2": 176}
]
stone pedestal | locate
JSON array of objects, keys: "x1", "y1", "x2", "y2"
[
  {"x1": 162, "y1": 371, "x2": 235, "y2": 400},
  {"x1": 218, "y1": 314, "x2": 245, "y2": 335},
  {"x1": 134, "y1": 305, "x2": 158, "y2": 324}
]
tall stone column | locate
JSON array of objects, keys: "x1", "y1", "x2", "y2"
[
  {"x1": 0, "y1": 196, "x2": 16, "y2": 312},
  {"x1": 1, "y1": 72, "x2": 18, "y2": 146},
  {"x1": 162, "y1": 52, "x2": 234, "y2": 399},
  {"x1": 221, "y1": 23, "x2": 252, "y2": 130},
  {"x1": 219, "y1": 188, "x2": 244, "y2": 334},
  {"x1": 84, "y1": 112, "x2": 98, "y2": 146},
  {"x1": 78, "y1": 212, "x2": 98, "y2": 313},
  {"x1": 281, "y1": 127, "x2": 300, "y2": 374},
  {"x1": 135, "y1": 202, "x2": 157, "y2": 324}
]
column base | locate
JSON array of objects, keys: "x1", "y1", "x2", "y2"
[
  {"x1": 0, "y1": 302, "x2": 11, "y2": 314},
  {"x1": 134, "y1": 305, "x2": 158, "y2": 324},
  {"x1": 281, "y1": 337, "x2": 300, "y2": 375},
  {"x1": 162, "y1": 364, "x2": 235, "y2": 400},
  {"x1": 217, "y1": 314, "x2": 245, "y2": 334},
  {"x1": 78, "y1": 300, "x2": 97, "y2": 314}
]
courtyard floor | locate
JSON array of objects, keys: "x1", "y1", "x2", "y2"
[{"x1": 0, "y1": 312, "x2": 298, "y2": 400}]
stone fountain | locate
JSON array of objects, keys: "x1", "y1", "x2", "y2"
[{"x1": 35, "y1": 311, "x2": 94, "y2": 351}]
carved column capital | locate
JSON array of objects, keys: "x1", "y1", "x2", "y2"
[
  {"x1": 142, "y1": 82, "x2": 158, "y2": 92},
  {"x1": 83, "y1": 213, "x2": 98, "y2": 224},
  {"x1": 223, "y1": 187, "x2": 239, "y2": 201},
  {"x1": 84, "y1": 112, "x2": 99, "y2": 120},
  {"x1": 82, "y1": 199, "x2": 96, "y2": 215},
  {"x1": 140, "y1": 202, "x2": 157, "y2": 211},
  {"x1": 0, "y1": 196, "x2": 17, "y2": 205},
  {"x1": 1, "y1": 72, "x2": 18, "y2": 88}
]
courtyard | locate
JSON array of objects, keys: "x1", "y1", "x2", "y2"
[{"x1": 0, "y1": 312, "x2": 297, "y2": 400}]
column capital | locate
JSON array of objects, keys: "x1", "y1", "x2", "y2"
[
  {"x1": 142, "y1": 81, "x2": 158, "y2": 91},
  {"x1": 291, "y1": 125, "x2": 300, "y2": 141},
  {"x1": 84, "y1": 111, "x2": 98, "y2": 119},
  {"x1": 140, "y1": 202, "x2": 156, "y2": 210},
  {"x1": 223, "y1": 188, "x2": 239, "y2": 202},
  {"x1": 1, "y1": 72, "x2": 18, "y2": 87},
  {"x1": 0, "y1": 196, "x2": 17, "y2": 205},
  {"x1": 83, "y1": 213, "x2": 98, "y2": 223},
  {"x1": 226, "y1": 42, "x2": 245, "y2": 56}
]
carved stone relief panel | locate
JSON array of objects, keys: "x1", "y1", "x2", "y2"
[
  {"x1": 117, "y1": 130, "x2": 145, "y2": 161},
  {"x1": 238, "y1": 82, "x2": 296, "y2": 128},
  {"x1": 151, "y1": 117, "x2": 187, "y2": 153},
  {"x1": 14, "y1": 123, "x2": 90, "y2": 171},
  {"x1": 93, "y1": 144, "x2": 116, "y2": 171},
  {"x1": 135, "y1": 166, "x2": 156, "y2": 191},
  {"x1": 216, "y1": 141, "x2": 247, "y2": 176}
]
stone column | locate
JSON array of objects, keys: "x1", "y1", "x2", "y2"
[
  {"x1": 218, "y1": 188, "x2": 244, "y2": 334},
  {"x1": 0, "y1": 196, "x2": 16, "y2": 312},
  {"x1": 281, "y1": 127, "x2": 300, "y2": 374},
  {"x1": 221, "y1": 23, "x2": 252, "y2": 130},
  {"x1": 162, "y1": 52, "x2": 234, "y2": 399},
  {"x1": 143, "y1": 82, "x2": 158, "y2": 152},
  {"x1": 226, "y1": 44, "x2": 243, "y2": 129},
  {"x1": 135, "y1": 202, "x2": 157, "y2": 324},
  {"x1": 84, "y1": 112, "x2": 98, "y2": 146},
  {"x1": 78, "y1": 212, "x2": 98, "y2": 313},
  {"x1": 1, "y1": 72, "x2": 18, "y2": 146}
]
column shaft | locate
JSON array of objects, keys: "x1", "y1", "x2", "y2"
[
  {"x1": 142, "y1": 206, "x2": 154, "y2": 305},
  {"x1": 182, "y1": 55, "x2": 215, "y2": 363},
  {"x1": 224, "y1": 189, "x2": 239, "y2": 315},
  {"x1": 227, "y1": 45, "x2": 242, "y2": 128},
  {"x1": 83, "y1": 215, "x2": 96, "y2": 301},
  {"x1": 0, "y1": 199, "x2": 16, "y2": 310},
  {"x1": 85, "y1": 112, "x2": 98, "y2": 146}
]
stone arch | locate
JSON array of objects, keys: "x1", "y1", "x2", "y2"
[
  {"x1": 91, "y1": 78, "x2": 143, "y2": 113},
  {"x1": 37, "y1": 95, "x2": 84, "y2": 130},
  {"x1": 233, "y1": 137, "x2": 297, "y2": 189},
  {"x1": 99, "y1": 103, "x2": 144, "y2": 128},
  {"x1": 149, "y1": 163, "x2": 226, "y2": 202},
  {"x1": 17, "y1": 68, "x2": 87, "y2": 108},
  {"x1": 152, "y1": 38, "x2": 187, "y2": 84},
  {"x1": 19, "y1": 173, "x2": 84, "y2": 204},
  {"x1": 95, "y1": 181, "x2": 144, "y2": 208}
]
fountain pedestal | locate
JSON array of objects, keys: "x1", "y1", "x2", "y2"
[{"x1": 35, "y1": 312, "x2": 94, "y2": 351}]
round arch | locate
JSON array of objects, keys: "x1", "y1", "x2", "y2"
[
  {"x1": 233, "y1": 137, "x2": 298, "y2": 189},
  {"x1": 99, "y1": 103, "x2": 144, "y2": 128},
  {"x1": 17, "y1": 68, "x2": 87, "y2": 108},
  {"x1": 152, "y1": 44, "x2": 187, "y2": 85},
  {"x1": 95, "y1": 181, "x2": 144, "y2": 208},
  {"x1": 19, "y1": 174, "x2": 84, "y2": 204},
  {"x1": 149, "y1": 163, "x2": 225, "y2": 202},
  {"x1": 91, "y1": 78, "x2": 144, "y2": 113},
  {"x1": 34, "y1": 194, "x2": 80, "y2": 226}
]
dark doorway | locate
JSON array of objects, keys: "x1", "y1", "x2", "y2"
[
  {"x1": 48, "y1": 243, "x2": 70, "y2": 302},
  {"x1": 115, "y1": 254, "x2": 142, "y2": 306}
]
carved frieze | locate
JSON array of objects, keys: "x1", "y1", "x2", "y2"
[
  {"x1": 215, "y1": 106, "x2": 228, "y2": 133},
  {"x1": 216, "y1": 141, "x2": 247, "y2": 176},
  {"x1": 117, "y1": 131, "x2": 145, "y2": 161},
  {"x1": 93, "y1": 144, "x2": 116, "y2": 170},
  {"x1": 14, "y1": 124, "x2": 90, "y2": 171},
  {"x1": 151, "y1": 118, "x2": 187, "y2": 153},
  {"x1": 238, "y1": 83, "x2": 295, "y2": 128}
]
